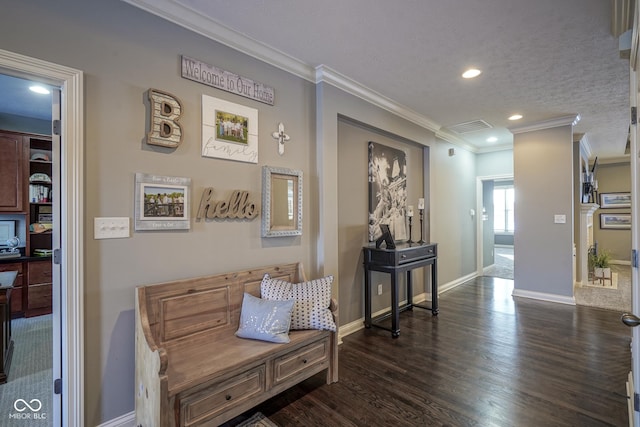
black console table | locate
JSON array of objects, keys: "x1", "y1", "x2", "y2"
[{"x1": 363, "y1": 242, "x2": 438, "y2": 338}]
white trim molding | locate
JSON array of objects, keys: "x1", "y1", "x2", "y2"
[
  {"x1": 512, "y1": 289, "x2": 576, "y2": 305},
  {"x1": 508, "y1": 114, "x2": 581, "y2": 134},
  {"x1": 337, "y1": 273, "x2": 477, "y2": 342},
  {"x1": 97, "y1": 412, "x2": 136, "y2": 427},
  {"x1": 122, "y1": 0, "x2": 473, "y2": 151},
  {"x1": 0, "y1": 49, "x2": 84, "y2": 427}
]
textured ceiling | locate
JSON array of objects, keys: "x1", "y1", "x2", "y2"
[
  {"x1": 1, "y1": 1, "x2": 630, "y2": 159},
  {"x1": 123, "y1": 0, "x2": 631, "y2": 159}
]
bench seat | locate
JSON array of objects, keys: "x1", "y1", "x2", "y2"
[{"x1": 135, "y1": 262, "x2": 338, "y2": 427}]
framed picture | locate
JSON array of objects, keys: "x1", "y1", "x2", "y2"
[
  {"x1": 201, "y1": 94, "x2": 258, "y2": 164},
  {"x1": 135, "y1": 173, "x2": 191, "y2": 231},
  {"x1": 599, "y1": 192, "x2": 631, "y2": 209},
  {"x1": 368, "y1": 141, "x2": 407, "y2": 242},
  {"x1": 600, "y1": 213, "x2": 631, "y2": 230}
]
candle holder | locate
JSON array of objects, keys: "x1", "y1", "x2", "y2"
[
  {"x1": 407, "y1": 216, "x2": 413, "y2": 243},
  {"x1": 418, "y1": 208, "x2": 425, "y2": 244}
]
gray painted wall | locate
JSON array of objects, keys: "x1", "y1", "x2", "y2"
[
  {"x1": 477, "y1": 149, "x2": 514, "y2": 177},
  {"x1": 337, "y1": 119, "x2": 428, "y2": 324},
  {"x1": 1, "y1": 0, "x2": 530, "y2": 424},
  {"x1": 3, "y1": 1, "x2": 317, "y2": 424},
  {"x1": 432, "y1": 139, "x2": 478, "y2": 281},
  {"x1": 3, "y1": 1, "x2": 481, "y2": 423},
  {"x1": 513, "y1": 125, "x2": 575, "y2": 297}
]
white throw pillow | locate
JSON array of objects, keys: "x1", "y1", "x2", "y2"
[{"x1": 261, "y1": 274, "x2": 336, "y2": 332}]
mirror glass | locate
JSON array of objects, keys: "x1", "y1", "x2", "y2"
[{"x1": 262, "y1": 166, "x2": 302, "y2": 237}]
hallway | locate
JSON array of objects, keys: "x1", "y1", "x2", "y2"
[
  {"x1": 484, "y1": 246, "x2": 514, "y2": 280},
  {"x1": 245, "y1": 275, "x2": 631, "y2": 426}
]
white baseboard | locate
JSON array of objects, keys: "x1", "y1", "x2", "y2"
[
  {"x1": 338, "y1": 272, "x2": 477, "y2": 342},
  {"x1": 512, "y1": 289, "x2": 576, "y2": 305},
  {"x1": 440, "y1": 272, "x2": 477, "y2": 294},
  {"x1": 613, "y1": 259, "x2": 631, "y2": 266},
  {"x1": 97, "y1": 411, "x2": 135, "y2": 427}
]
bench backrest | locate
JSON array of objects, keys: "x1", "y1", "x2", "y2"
[{"x1": 137, "y1": 263, "x2": 305, "y2": 348}]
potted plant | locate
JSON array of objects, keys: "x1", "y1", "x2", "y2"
[{"x1": 590, "y1": 249, "x2": 612, "y2": 281}]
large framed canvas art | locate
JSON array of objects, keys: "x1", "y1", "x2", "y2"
[{"x1": 368, "y1": 142, "x2": 407, "y2": 242}]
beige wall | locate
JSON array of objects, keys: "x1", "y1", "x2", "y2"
[{"x1": 593, "y1": 161, "x2": 631, "y2": 260}]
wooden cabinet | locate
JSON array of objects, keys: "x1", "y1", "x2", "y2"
[
  {"x1": 0, "y1": 132, "x2": 26, "y2": 212},
  {"x1": 0, "y1": 130, "x2": 53, "y2": 319},
  {"x1": 0, "y1": 262, "x2": 24, "y2": 317},
  {"x1": 26, "y1": 260, "x2": 52, "y2": 317}
]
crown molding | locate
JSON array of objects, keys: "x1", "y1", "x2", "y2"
[
  {"x1": 122, "y1": 0, "x2": 315, "y2": 81},
  {"x1": 578, "y1": 134, "x2": 594, "y2": 159},
  {"x1": 508, "y1": 114, "x2": 581, "y2": 134},
  {"x1": 475, "y1": 143, "x2": 514, "y2": 154},
  {"x1": 598, "y1": 155, "x2": 631, "y2": 164},
  {"x1": 434, "y1": 129, "x2": 478, "y2": 152},
  {"x1": 315, "y1": 65, "x2": 442, "y2": 133},
  {"x1": 123, "y1": 0, "x2": 476, "y2": 150}
]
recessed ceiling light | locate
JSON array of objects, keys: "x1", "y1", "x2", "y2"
[
  {"x1": 487, "y1": 136, "x2": 498, "y2": 143},
  {"x1": 508, "y1": 114, "x2": 523, "y2": 121},
  {"x1": 29, "y1": 85, "x2": 50, "y2": 95},
  {"x1": 462, "y1": 68, "x2": 482, "y2": 79}
]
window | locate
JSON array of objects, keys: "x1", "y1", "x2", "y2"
[{"x1": 494, "y1": 186, "x2": 514, "y2": 233}]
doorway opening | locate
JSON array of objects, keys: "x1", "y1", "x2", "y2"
[
  {"x1": 0, "y1": 72, "x2": 57, "y2": 427},
  {"x1": 477, "y1": 175, "x2": 514, "y2": 280},
  {"x1": 0, "y1": 48, "x2": 84, "y2": 427}
]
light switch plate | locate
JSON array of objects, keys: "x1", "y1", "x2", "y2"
[
  {"x1": 94, "y1": 217, "x2": 130, "y2": 239},
  {"x1": 554, "y1": 214, "x2": 566, "y2": 224}
]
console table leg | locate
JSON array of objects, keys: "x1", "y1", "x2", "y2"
[
  {"x1": 431, "y1": 262, "x2": 438, "y2": 316},
  {"x1": 391, "y1": 273, "x2": 400, "y2": 338},
  {"x1": 364, "y1": 267, "x2": 372, "y2": 328},
  {"x1": 406, "y1": 270, "x2": 413, "y2": 310}
]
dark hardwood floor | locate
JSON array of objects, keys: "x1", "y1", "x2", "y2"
[{"x1": 240, "y1": 276, "x2": 632, "y2": 426}]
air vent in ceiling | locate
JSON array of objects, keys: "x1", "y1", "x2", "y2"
[{"x1": 447, "y1": 119, "x2": 493, "y2": 134}]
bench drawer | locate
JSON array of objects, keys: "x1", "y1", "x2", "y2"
[
  {"x1": 179, "y1": 365, "x2": 265, "y2": 426},
  {"x1": 273, "y1": 337, "x2": 330, "y2": 386}
]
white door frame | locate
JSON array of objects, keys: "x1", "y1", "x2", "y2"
[
  {"x1": 476, "y1": 174, "x2": 513, "y2": 275},
  {"x1": 0, "y1": 49, "x2": 84, "y2": 427}
]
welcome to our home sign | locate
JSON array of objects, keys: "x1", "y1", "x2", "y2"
[{"x1": 181, "y1": 55, "x2": 274, "y2": 105}]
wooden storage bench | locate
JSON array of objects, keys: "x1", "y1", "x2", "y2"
[{"x1": 135, "y1": 262, "x2": 338, "y2": 427}]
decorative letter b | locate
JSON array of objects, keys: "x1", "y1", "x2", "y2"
[{"x1": 147, "y1": 89, "x2": 183, "y2": 148}]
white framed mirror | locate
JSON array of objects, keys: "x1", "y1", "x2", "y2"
[{"x1": 262, "y1": 166, "x2": 302, "y2": 237}]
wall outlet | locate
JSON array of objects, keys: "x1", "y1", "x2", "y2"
[{"x1": 377, "y1": 284, "x2": 383, "y2": 295}]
